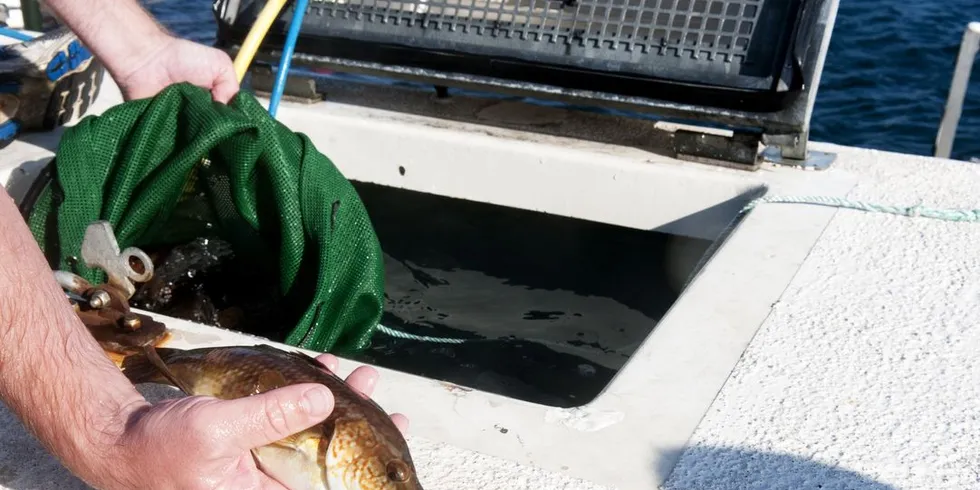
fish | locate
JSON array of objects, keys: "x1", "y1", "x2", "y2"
[{"x1": 119, "y1": 344, "x2": 424, "y2": 490}]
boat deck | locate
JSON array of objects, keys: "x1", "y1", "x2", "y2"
[{"x1": 1, "y1": 69, "x2": 979, "y2": 489}]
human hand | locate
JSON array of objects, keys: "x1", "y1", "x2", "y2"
[
  {"x1": 111, "y1": 34, "x2": 239, "y2": 104},
  {"x1": 98, "y1": 354, "x2": 408, "y2": 490}
]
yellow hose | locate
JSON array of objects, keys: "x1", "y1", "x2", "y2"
[{"x1": 232, "y1": 0, "x2": 289, "y2": 82}]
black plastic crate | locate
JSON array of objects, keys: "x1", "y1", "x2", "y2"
[{"x1": 214, "y1": 0, "x2": 816, "y2": 112}]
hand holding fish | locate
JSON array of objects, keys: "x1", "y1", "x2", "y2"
[
  {"x1": 102, "y1": 351, "x2": 409, "y2": 490},
  {"x1": 3, "y1": 171, "x2": 420, "y2": 489}
]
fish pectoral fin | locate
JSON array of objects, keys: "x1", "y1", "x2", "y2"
[
  {"x1": 252, "y1": 441, "x2": 324, "y2": 490},
  {"x1": 265, "y1": 439, "x2": 302, "y2": 451},
  {"x1": 270, "y1": 434, "x2": 305, "y2": 450}
]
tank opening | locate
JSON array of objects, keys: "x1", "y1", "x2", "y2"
[
  {"x1": 346, "y1": 181, "x2": 719, "y2": 408},
  {"x1": 127, "y1": 180, "x2": 742, "y2": 409}
]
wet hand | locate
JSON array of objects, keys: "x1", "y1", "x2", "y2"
[
  {"x1": 104, "y1": 355, "x2": 408, "y2": 490},
  {"x1": 112, "y1": 35, "x2": 239, "y2": 104}
]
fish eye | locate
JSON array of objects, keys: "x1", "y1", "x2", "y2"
[{"x1": 386, "y1": 460, "x2": 411, "y2": 482}]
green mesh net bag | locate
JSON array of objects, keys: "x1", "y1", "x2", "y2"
[{"x1": 19, "y1": 82, "x2": 385, "y2": 355}]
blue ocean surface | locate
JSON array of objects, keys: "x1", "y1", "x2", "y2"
[
  {"x1": 810, "y1": 1, "x2": 979, "y2": 161},
  {"x1": 147, "y1": 0, "x2": 980, "y2": 161}
]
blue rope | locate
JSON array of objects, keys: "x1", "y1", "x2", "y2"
[
  {"x1": 268, "y1": 0, "x2": 308, "y2": 117},
  {"x1": 376, "y1": 194, "x2": 980, "y2": 344},
  {"x1": 0, "y1": 27, "x2": 34, "y2": 42}
]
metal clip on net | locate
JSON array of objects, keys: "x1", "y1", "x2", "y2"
[{"x1": 56, "y1": 221, "x2": 168, "y2": 356}]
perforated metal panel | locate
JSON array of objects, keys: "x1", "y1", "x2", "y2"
[
  {"x1": 215, "y1": 0, "x2": 823, "y2": 116},
  {"x1": 332, "y1": 0, "x2": 761, "y2": 62},
  {"x1": 276, "y1": 0, "x2": 799, "y2": 90}
]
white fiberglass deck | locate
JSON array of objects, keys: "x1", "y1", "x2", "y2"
[{"x1": 1, "y1": 73, "x2": 979, "y2": 490}]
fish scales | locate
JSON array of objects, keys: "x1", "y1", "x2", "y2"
[{"x1": 120, "y1": 344, "x2": 423, "y2": 490}]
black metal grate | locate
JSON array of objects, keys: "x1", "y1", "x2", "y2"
[
  {"x1": 322, "y1": 0, "x2": 762, "y2": 64},
  {"x1": 289, "y1": 0, "x2": 799, "y2": 90},
  {"x1": 217, "y1": 0, "x2": 811, "y2": 110}
]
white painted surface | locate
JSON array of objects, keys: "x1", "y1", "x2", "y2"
[
  {"x1": 1, "y1": 72, "x2": 979, "y2": 490},
  {"x1": 665, "y1": 147, "x2": 980, "y2": 490},
  {"x1": 0, "y1": 0, "x2": 24, "y2": 29}
]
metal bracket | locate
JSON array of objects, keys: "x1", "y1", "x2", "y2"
[
  {"x1": 247, "y1": 64, "x2": 323, "y2": 103},
  {"x1": 80, "y1": 221, "x2": 154, "y2": 299},
  {"x1": 672, "y1": 129, "x2": 762, "y2": 171},
  {"x1": 57, "y1": 269, "x2": 169, "y2": 355},
  {"x1": 761, "y1": 132, "x2": 837, "y2": 170},
  {"x1": 59, "y1": 221, "x2": 168, "y2": 356}
]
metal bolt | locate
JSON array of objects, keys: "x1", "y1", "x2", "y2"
[
  {"x1": 121, "y1": 314, "x2": 141, "y2": 331},
  {"x1": 89, "y1": 290, "x2": 111, "y2": 309}
]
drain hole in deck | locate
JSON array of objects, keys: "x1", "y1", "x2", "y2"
[{"x1": 348, "y1": 182, "x2": 715, "y2": 408}]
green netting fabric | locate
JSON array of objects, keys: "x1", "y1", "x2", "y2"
[{"x1": 24, "y1": 82, "x2": 385, "y2": 354}]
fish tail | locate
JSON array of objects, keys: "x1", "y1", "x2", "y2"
[{"x1": 119, "y1": 347, "x2": 186, "y2": 388}]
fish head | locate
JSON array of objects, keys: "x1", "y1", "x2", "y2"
[{"x1": 324, "y1": 418, "x2": 424, "y2": 490}]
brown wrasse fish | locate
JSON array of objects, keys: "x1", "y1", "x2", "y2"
[{"x1": 120, "y1": 344, "x2": 424, "y2": 490}]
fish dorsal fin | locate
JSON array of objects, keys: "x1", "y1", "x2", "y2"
[
  {"x1": 251, "y1": 344, "x2": 347, "y2": 382},
  {"x1": 142, "y1": 346, "x2": 194, "y2": 395},
  {"x1": 250, "y1": 344, "x2": 319, "y2": 365},
  {"x1": 246, "y1": 344, "x2": 396, "y2": 420}
]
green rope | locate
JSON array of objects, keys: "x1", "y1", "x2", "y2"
[
  {"x1": 375, "y1": 324, "x2": 467, "y2": 344},
  {"x1": 376, "y1": 194, "x2": 980, "y2": 344},
  {"x1": 742, "y1": 195, "x2": 980, "y2": 221}
]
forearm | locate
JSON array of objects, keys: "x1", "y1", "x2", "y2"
[
  {"x1": 0, "y1": 188, "x2": 147, "y2": 486},
  {"x1": 40, "y1": 0, "x2": 170, "y2": 78}
]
